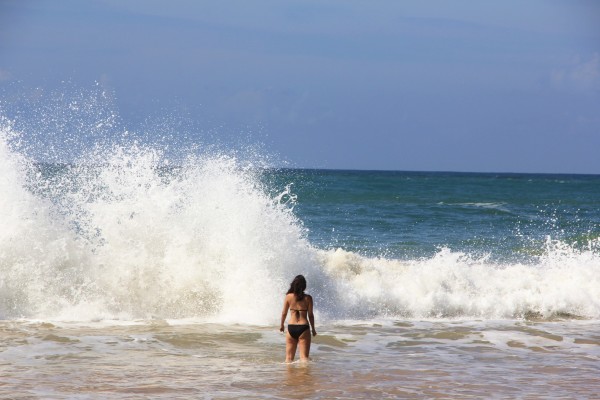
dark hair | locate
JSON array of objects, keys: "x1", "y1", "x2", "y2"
[{"x1": 287, "y1": 275, "x2": 307, "y2": 301}]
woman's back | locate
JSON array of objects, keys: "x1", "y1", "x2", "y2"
[{"x1": 286, "y1": 293, "x2": 311, "y2": 324}]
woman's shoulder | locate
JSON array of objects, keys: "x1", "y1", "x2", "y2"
[{"x1": 286, "y1": 293, "x2": 312, "y2": 302}]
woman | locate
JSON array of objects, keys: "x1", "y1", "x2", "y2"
[{"x1": 280, "y1": 275, "x2": 317, "y2": 363}]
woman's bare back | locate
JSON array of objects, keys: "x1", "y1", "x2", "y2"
[{"x1": 287, "y1": 293, "x2": 311, "y2": 324}]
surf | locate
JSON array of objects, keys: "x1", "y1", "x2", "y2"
[{"x1": 1, "y1": 92, "x2": 600, "y2": 324}]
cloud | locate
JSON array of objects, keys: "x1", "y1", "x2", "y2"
[{"x1": 552, "y1": 53, "x2": 600, "y2": 93}]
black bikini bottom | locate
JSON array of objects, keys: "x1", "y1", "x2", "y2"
[{"x1": 288, "y1": 324, "x2": 310, "y2": 340}]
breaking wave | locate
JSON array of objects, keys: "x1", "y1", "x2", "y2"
[{"x1": 1, "y1": 99, "x2": 599, "y2": 323}]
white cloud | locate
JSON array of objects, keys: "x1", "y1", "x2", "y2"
[{"x1": 552, "y1": 53, "x2": 600, "y2": 92}]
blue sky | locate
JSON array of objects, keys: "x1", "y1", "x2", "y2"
[{"x1": 1, "y1": 0, "x2": 599, "y2": 173}]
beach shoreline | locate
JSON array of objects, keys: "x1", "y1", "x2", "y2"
[{"x1": 2, "y1": 319, "x2": 598, "y2": 399}]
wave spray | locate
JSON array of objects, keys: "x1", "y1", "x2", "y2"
[{"x1": 1, "y1": 89, "x2": 599, "y2": 323}]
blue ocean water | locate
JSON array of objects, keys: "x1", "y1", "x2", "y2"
[{"x1": 268, "y1": 169, "x2": 600, "y2": 262}]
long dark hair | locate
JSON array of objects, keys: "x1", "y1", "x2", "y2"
[{"x1": 287, "y1": 275, "x2": 307, "y2": 301}]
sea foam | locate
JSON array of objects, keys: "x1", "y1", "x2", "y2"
[
  {"x1": 1, "y1": 109, "x2": 600, "y2": 324},
  {"x1": 1, "y1": 117, "x2": 328, "y2": 323},
  {"x1": 318, "y1": 241, "x2": 600, "y2": 320}
]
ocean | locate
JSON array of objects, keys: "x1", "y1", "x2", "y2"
[{"x1": 1, "y1": 117, "x2": 600, "y2": 398}]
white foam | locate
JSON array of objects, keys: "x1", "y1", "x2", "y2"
[
  {"x1": 2, "y1": 113, "x2": 600, "y2": 324},
  {"x1": 0, "y1": 117, "x2": 329, "y2": 323},
  {"x1": 318, "y1": 241, "x2": 600, "y2": 320},
  {"x1": 0, "y1": 118, "x2": 89, "y2": 319}
]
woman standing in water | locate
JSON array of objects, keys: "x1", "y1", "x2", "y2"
[{"x1": 280, "y1": 275, "x2": 317, "y2": 363}]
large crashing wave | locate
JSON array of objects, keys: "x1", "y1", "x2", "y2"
[
  {"x1": 1, "y1": 94, "x2": 600, "y2": 323},
  {"x1": 0, "y1": 116, "x2": 331, "y2": 322}
]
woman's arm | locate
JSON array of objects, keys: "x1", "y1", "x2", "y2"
[
  {"x1": 280, "y1": 295, "x2": 289, "y2": 332},
  {"x1": 308, "y1": 295, "x2": 317, "y2": 336}
]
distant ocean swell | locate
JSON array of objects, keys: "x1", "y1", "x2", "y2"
[{"x1": 1, "y1": 118, "x2": 600, "y2": 323}]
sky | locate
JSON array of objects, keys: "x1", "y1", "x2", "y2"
[{"x1": 0, "y1": 0, "x2": 599, "y2": 173}]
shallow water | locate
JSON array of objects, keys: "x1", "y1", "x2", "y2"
[{"x1": 2, "y1": 319, "x2": 599, "y2": 399}]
